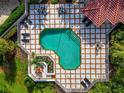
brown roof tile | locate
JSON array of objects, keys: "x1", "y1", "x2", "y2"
[{"x1": 81, "y1": 0, "x2": 124, "y2": 27}]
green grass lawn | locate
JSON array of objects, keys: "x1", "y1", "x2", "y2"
[
  {"x1": 0, "y1": 54, "x2": 56, "y2": 93},
  {"x1": 0, "y1": 58, "x2": 27, "y2": 93}
]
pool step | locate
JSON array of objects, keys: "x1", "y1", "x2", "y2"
[{"x1": 66, "y1": 31, "x2": 80, "y2": 46}]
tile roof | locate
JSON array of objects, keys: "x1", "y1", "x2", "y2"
[{"x1": 81, "y1": 0, "x2": 124, "y2": 27}]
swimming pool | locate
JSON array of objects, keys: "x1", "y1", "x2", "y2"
[{"x1": 40, "y1": 28, "x2": 81, "y2": 70}]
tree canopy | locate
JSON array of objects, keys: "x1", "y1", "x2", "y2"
[
  {"x1": 0, "y1": 38, "x2": 9, "y2": 55},
  {"x1": 0, "y1": 38, "x2": 15, "y2": 62}
]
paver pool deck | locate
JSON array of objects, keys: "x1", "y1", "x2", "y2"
[{"x1": 19, "y1": 2, "x2": 113, "y2": 93}]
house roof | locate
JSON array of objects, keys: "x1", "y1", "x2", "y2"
[{"x1": 81, "y1": 0, "x2": 124, "y2": 27}]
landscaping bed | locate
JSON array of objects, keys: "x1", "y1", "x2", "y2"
[{"x1": 32, "y1": 56, "x2": 54, "y2": 73}]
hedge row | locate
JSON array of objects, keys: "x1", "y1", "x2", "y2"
[
  {"x1": 51, "y1": 0, "x2": 59, "y2": 4},
  {"x1": 29, "y1": 0, "x2": 42, "y2": 4},
  {"x1": 29, "y1": 0, "x2": 59, "y2": 4},
  {"x1": 0, "y1": 1, "x2": 24, "y2": 36},
  {"x1": 3, "y1": 26, "x2": 17, "y2": 39}
]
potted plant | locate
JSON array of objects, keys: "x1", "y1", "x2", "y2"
[{"x1": 32, "y1": 52, "x2": 35, "y2": 58}]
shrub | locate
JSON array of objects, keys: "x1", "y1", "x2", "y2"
[
  {"x1": 51, "y1": 0, "x2": 59, "y2": 4},
  {"x1": 0, "y1": 85, "x2": 12, "y2": 93},
  {"x1": 29, "y1": 0, "x2": 43, "y2": 4},
  {"x1": 24, "y1": 76, "x2": 35, "y2": 88}
]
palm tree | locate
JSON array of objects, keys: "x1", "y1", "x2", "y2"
[
  {"x1": 109, "y1": 26, "x2": 124, "y2": 92},
  {"x1": 110, "y1": 28, "x2": 124, "y2": 58}
]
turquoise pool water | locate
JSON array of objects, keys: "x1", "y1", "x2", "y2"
[{"x1": 40, "y1": 28, "x2": 80, "y2": 70}]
